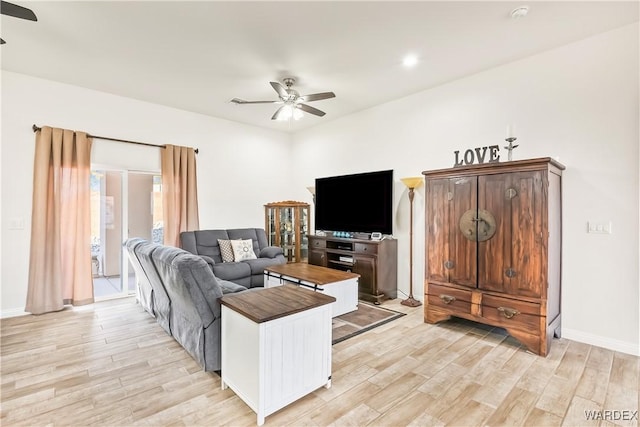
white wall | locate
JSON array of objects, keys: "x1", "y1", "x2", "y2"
[
  {"x1": 1, "y1": 71, "x2": 293, "y2": 315},
  {"x1": 292, "y1": 24, "x2": 640, "y2": 355}
]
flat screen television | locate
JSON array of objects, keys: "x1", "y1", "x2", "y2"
[{"x1": 315, "y1": 169, "x2": 393, "y2": 235}]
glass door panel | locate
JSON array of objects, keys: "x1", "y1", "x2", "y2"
[
  {"x1": 91, "y1": 169, "x2": 162, "y2": 299},
  {"x1": 91, "y1": 169, "x2": 125, "y2": 298}
]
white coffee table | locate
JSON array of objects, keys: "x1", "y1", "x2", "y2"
[{"x1": 264, "y1": 263, "x2": 360, "y2": 317}]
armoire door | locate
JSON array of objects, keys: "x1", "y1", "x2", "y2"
[
  {"x1": 426, "y1": 176, "x2": 476, "y2": 288},
  {"x1": 478, "y1": 171, "x2": 546, "y2": 298}
]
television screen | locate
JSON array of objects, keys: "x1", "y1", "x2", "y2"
[{"x1": 315, "y1": 170, "x2": 393, "y2": 235}]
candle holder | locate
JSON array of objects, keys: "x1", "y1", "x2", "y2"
[{"x1": 504, "y1": 137, "x2": 519, "y2": 161}]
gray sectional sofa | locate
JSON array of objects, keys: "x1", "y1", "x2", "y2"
[
  {"x1": 180, "y1": 228, "x2": 286, "y2": 287},
  {"x1": 125, "y1": 238, "x2": 248, "y2": 372}
]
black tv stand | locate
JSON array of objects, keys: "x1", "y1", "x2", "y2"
[{"x1": 308, "y1": 235, "x2": 397, "y2": 304}]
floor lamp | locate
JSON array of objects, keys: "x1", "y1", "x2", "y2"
[{"x1": 400, "y1": 177, "x2": 423, "y2": 307}]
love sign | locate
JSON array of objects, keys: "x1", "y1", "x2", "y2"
[{"x1": 454, "y1": 145, "x2": 500, "y2": 167}]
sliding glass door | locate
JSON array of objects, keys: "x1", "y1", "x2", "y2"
[{"x1": 90, "y1": 168, "x2": 162, "y2": 300}]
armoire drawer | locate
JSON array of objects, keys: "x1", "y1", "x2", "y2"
[
  {"x1": 481, "y1": 294, "x2": 541, "y2": 334},
  {"x1": 427, "y1": 283, "x2": 472, "y2": 314}
]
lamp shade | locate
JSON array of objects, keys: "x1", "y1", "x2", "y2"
[{"x1": 401, "y1": 177, "x2": 423, "y2": 190}]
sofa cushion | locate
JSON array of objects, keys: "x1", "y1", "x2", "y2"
[
  {"x1": 218, "y1": 239, "x2": 235, "y2": 262},
  {"x1": 245, "y1": 257, "x2": 283, "y2": 276},
  {"x1": 124, "y1": 237, "x2": 154, "y2": 316},
  {"x1": 227, "y1": 228, "x2": 264, "y2": 256},
  {"x1": 212, "y1": 261, "x2": 251, "y2": 282},
  {"x1": 260, "y1": 246, "x2": 284, "y2": 259},
  {"x1": 152, "y1": 245, "x2": 224, "y2": 328},
  {"x1": 231, "y1": 239, "x2": 257, "y2": 261},
  {"x1": 151, "y1": 247, "x2": 220, "y2": 370},
  {"x1": 136, "y1": 241, "x2": 172, "y2": 335},
  {"x1": 181, "y1": 229, "x2": 231, "y2": 264},
  {"x1": 200, "y1": 255, "x2": 215, "y2": 268},
  {"x1": 218, "y1": 279, "x2": 248, "y2": 294},
  {"x1": 172, "y1": 251, "x2": 224, "y2": 328}
]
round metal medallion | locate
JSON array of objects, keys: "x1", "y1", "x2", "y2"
[{"x1": 459, "y1": 209, "x2": 497, "y2": 242}]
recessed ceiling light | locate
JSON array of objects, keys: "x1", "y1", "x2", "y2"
[
  {"x1": 403, "y1": 55, "x2": 418, "y2": 67},
  {"x1": 510, "y1": 6, "x2": 529, "y2": 19}
]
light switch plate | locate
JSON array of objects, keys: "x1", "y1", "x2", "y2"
[
  {"x1": 587, "y1": 221, "x2": 612, "y2": 234},
  {"x1": 8, "y1": 217, "x2": 25, "y2": 230}
]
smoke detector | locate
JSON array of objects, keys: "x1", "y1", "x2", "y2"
[{"x1": 510, "y1": 6, "x2": 529, "y2": 19}]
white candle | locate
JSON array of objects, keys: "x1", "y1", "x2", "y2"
[{"x1": 506, "y1": 124, "x2": 515, "y2": 139}]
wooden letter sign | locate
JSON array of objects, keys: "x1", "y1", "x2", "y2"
[{"x1": 454, "y1": 145, "x2": 500, "y2": 167}]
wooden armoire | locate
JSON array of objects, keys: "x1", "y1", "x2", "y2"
[{"x1": 423, "y1": 158, "x2": 564, "y2": 356}]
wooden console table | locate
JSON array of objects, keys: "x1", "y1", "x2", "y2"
[
  {"x1": 220, "y1": 285, "x2": 335, "y2": 426},
  {"x1": 264, "y1": 263, "x2": 359, "y2": 317},
  {"x1": 308, "y1": 235, "x2": 397, "y2": 304}
]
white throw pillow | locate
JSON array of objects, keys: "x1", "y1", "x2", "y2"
[
  {"x1": 230, "y1": 239, "x2": 257, "y2": 261},
  {"x1": 218, "y1": 239, "x2": 235, "y2": 263}
]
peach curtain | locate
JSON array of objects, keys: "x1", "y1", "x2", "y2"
[
  {"x1": 25, "y1": 126, "x2": 94, "y2": 314},
  {"x1": 161, "y1": 144, "x2": 199, "y2": 247}
]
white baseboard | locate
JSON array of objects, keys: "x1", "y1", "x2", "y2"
[
  {"x1": 563, "y1": 328, "x2": 639, "y2": 356},
  {"x1": 1, "y1": 307, "x2": 29, "y2": 319}
]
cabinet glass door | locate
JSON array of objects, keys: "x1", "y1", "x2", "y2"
[{"x1": 264, "y1": 201, "x2": 310, "y2": 263}]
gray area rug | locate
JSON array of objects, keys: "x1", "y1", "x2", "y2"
[{"x1": 332, "y1": 302, "x2": 405, "y2": 345}]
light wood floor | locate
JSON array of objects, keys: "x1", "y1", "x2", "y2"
[{"x1": 1, "y1": 297, "x2": 638, "y2": 427}]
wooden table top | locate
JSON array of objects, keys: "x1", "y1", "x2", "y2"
[
  {"x1": 264, "y1": 263, "x2": 360, "y2": 285},
  {"x1": 219, "y1": 285, "x2": 336, "y2": 323}
]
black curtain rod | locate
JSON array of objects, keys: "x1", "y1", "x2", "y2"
[{"x1": 32, "y1": 125, "x2": 199, "y2": 154}]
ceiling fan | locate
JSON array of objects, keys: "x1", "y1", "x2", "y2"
[
  {"x1": 1, "y1": 1, "x2": 38, "y2": 45},
  {"x1": 231, "y1": 78, "x2": 336, "y2": 121}
]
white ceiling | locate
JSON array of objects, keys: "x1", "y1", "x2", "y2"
[{"x1": 1, "y1": 1, "x2": 638, "y2": 133}]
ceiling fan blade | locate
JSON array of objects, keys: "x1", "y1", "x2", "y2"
[
  {"x1": 297, "y1": 103, "x2": 326, "y2": 117},
  {"x1": 0, "y1": 38, "x2": 5, "y2": 45},
  {"x1": 1, "y1": 1, "x2": 37, "y2": 21},
  {"x1": 230, "y1": 98, "x2": 279, "y2": 104},
  {"x1": 271, "y1": 105, "x2": 288, "y2": 121},
  {"x1": 270, "y1": 81, "x2": 288, "y2": 99},
  {"x1": 299, "y1": 92, "x2": 336, "y2": 102}
]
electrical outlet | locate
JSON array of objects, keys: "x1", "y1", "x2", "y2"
[{"x1": 587, "y1": 221, "x2": 612, "y2": 234}]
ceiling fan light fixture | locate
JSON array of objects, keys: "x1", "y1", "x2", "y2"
[
  {"x1": 276, "y1": 107, "x2": 290, "y2": 121},
  {"x1": 275, "y1": 104, "x2": 293, "y2": 121},
  {"x1": 276, "y1": 104, "x2": 304, "y2": 121}
]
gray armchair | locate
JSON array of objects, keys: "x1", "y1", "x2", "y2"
[{"x1": 180, "y1": 228, "x2": 286, "y2": 288}]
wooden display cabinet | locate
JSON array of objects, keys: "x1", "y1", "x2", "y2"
[{"x1": 264, "y1": 201, "x2": 310, "y2": 263}]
